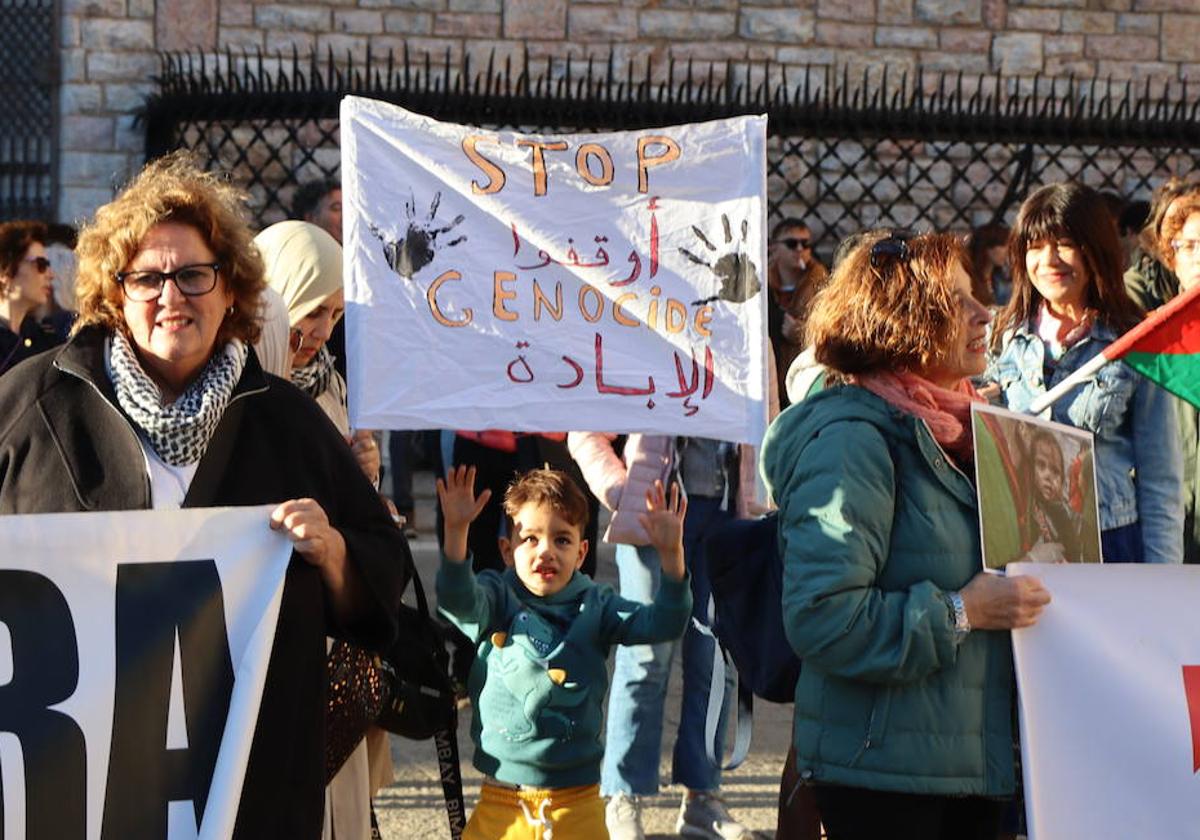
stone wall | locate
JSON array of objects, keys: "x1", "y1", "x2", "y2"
[{"x1": 57, "y1": 0, "x2": 1200, "y2": 224}]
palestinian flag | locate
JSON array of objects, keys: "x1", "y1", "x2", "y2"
[{"x1": 1107, "y1": 282, "x2": 1200, "y2": 410}]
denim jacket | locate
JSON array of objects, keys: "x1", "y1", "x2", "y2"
[{"x1": 989, "y1": 319, "x2": 1183, "y2": 564}]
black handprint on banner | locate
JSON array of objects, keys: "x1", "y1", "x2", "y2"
[
  {"x1": 369, "y1": 191, "x2": 466, "y2": 280},
  {"x1": 679, "y1": 214, "x2": 761, "y2": 305}
]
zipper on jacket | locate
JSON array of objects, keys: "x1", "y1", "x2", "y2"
[
  {"x1": 918, "y1": 418, "x2": 972, "y2": 484},
  {"x1": 56, "y1": 359, "x2": 153, "y2": 502},
  {"x1": 849, "y1": 704, "x2": 879, "y2": 766}
]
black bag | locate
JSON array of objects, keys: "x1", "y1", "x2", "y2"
[
  {"x1": 705, "y1": 511, "x2": 801, "y2": 703},
  {"x1": 375, "y1": 567, "x2": 466, "y2": 840},
  {"x1": 696, "y1": 511, "x2": 802, "y2": 772}
]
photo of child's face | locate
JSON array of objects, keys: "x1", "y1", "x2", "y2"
[{"x1": 1033, "y1": 437, "x2": 1065, "y2": 504}]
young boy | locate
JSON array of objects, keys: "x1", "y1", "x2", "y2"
[{"x1": 436, "y1": 464, "x2": 692, "y2": 839}]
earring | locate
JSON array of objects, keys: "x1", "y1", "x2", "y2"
[{"x1": 226, "y1": 305, "x2": 235, "y2": 316}]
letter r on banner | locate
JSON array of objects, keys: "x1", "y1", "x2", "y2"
[{"x1": 0, "y1": 571, "x2": 87, "y2": 839}]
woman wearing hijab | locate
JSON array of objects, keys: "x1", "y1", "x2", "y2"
[
  {"x1": 0, "y1": 154, "x2": 410, "y2": 839},
  {"x1": 256, "y1": 220, "x2": 379, "y2": 484},
  {"x1": 255, "y1": 220, "x2": 391, "y2": 839}
]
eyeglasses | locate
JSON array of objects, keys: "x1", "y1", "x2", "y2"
[
  {"x1": 1170, "y1": 239, "x2": 1200, "y2": 259},
  {"x1": 777, "y1": 237, "x2": 811, "y2": 250},
  {"x1": 869, "y1": 233, "x2": 913, "y2": 269},
  {"x1": 24, "y1": 256, "x2": 51, "y2": 273},
  {"x1": 115, "y1": 263, "x2": 220, "y2": 302}
]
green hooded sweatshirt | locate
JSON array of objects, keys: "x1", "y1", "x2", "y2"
[{"x1": 436, "y1": 560, "x2": 691, "y2": 788}]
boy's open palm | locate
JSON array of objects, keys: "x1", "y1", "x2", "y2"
[
  {"x1": 638, "y1": 480, "x2": 687, "y2": 581},
  {"x1": 437, "y1": 464, "x2": 492, "y2": 531}
]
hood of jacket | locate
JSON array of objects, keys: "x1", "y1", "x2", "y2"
[{"x1": 763, "y1": 383, "x2": 976, "y2": 512}]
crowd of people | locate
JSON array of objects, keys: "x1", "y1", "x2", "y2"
[{"x1": 0, "y1": 152, "x2": 1196, "y2": 840}]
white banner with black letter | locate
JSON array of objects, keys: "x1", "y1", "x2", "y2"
[
  {"x1": 341, "y1": 96, "x2": 768, "y2": 444},
  {"x1": 0, "y1": 505, "x2": 292, "y2": 840},
  {"x1": 1009, "y1": 563, "x2": 1200, "y2": 839}
]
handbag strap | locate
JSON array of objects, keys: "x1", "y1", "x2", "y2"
[
  {"x1": 434, "y1": 712, "x2": 466, "y2": 840},
  {"x1": 695, "y1": 597, "x2": 753, "y2": 771},
  {"x1": 407, "y1": 568, "x2": 464, "y2": 839},
  {"x1": 408, "y1": 556, "x2": 432, "y2": 618}
]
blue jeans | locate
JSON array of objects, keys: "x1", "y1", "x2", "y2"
[{"x1": 601, "y1": 495, "x2": 735, "y2": 796}]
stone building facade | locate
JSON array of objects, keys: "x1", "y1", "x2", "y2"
[{"x1": 55, "y1": 0, "x2": 1200, "y2": 224}]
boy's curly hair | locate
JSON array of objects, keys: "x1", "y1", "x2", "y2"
[
  {"x1": 503, "y1": 468, "x2": 590, "y2": 534},
  {"x1": 73, "y1": 150, "x2": 265, "y2": 345}
]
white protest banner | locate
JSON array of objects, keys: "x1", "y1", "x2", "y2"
[
  {"x1": 341, "y1": 96, "x2": 768, "y2": 444},
  {"x1": 1009, "y1": 563, "x2": 1200, "y2": 839},
  {"x1": 0, "y1": 505, "x2": 292, "y2": 840}
]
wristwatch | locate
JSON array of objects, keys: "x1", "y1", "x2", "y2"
[{"x1": 944, "y1": 590, "x2": 971, "y2": 643}]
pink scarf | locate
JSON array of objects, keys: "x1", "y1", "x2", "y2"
[{"x1": 854, "y1": 370, "x2": 983, "y2": 468}]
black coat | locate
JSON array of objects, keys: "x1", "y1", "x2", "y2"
[
  {"x1": 0, "y1": 325, "x2": 411, "y2": 839},
  {"x1": 0, "y1": 314, "x2": 61, "y2": 376}
]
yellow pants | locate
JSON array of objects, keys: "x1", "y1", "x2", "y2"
[{"x1": 463, "y1": 782, "x2": 608, "y2": 840}]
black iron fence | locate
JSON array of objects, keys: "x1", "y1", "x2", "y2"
[
  {"x1": 0, "y1": 0, "x2": 56, "y2": 221},
  {"x1": 143, "y1": 49, "x2": 1200, "y2": 260}
]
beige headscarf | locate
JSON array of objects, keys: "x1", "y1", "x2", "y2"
[
  {"x1": 254, "y1": 285, "x2": 291, "y2": 379},
  {"x1": 252, "y1": 220, "x2": 349, "y2": 433},
  {"x1": 253, "y1": 220, "x2": 343, "y2": 327}
]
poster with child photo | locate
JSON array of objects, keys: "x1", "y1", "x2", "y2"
[{"x1": 971, "y1": 403, "x2": 1102, "y2": 570}]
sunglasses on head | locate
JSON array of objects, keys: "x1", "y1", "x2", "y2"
[
  {"x1": 777, "y1": 237, "x2": 811, "y2": 250},
  {"x1": 24, "y1": 256, "x2": 51, "y2": 273},
  {"x1": 869, "y1": 231, "x2": 915, "y2": 269}
]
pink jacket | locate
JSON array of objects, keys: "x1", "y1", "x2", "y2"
[
  {"x1": 567, "y1": 433, "x2": 767, "y2": 545},
  {"x1": 568, "y1": 343, "x2": 780, "y2": 545}
]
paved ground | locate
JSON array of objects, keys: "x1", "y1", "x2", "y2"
[{"x1": 374, "y1": 471, "x2": 792, "y2": 838}]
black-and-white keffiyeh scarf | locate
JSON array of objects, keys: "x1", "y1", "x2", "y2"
[
  {"x1": 291, "y1": 344, "x2": 335, "y2": 398},
  {"x1": 106, "y1": 330, "x2": 248, "y2": 467}
]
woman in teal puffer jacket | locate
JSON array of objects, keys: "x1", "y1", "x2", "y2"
[{"x1": 762, "y1": 231, "x2": 1051, "y2": 840}]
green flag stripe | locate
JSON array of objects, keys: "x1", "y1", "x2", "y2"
[{"x1": 1124, "y1": 351, "x2": 1200, "y2": 410}]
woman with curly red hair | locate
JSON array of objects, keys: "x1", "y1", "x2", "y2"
[
  {"x1": 763, "y1": 230, "x2": 1050, "y2": 838},
  {"x1": 0, "y1": 153, "x2": 410, "y2": 839}
]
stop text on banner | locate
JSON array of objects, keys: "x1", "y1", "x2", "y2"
[{"x1": 341, "y1": 97, "x2": 768, "y2": 444}]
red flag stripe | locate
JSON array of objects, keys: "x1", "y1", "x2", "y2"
[
  {"x1": 1105, "y1": 282, "x2": 1200, "y2": 359},
  {"x1": 1183, "y1": 665, "x2": 1200, "y2": 773}
]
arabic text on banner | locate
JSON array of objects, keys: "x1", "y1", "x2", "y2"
[{"x1": 341, "y1": 97, "x2": 768, "y2": 444}]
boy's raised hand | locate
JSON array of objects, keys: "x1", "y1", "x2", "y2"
[
  {"x1": 637, "y1": 480, "x2": 687, "y2": 582},
  {"x1": 436, "y1": 464, "x2": 492, "y2": 564}
]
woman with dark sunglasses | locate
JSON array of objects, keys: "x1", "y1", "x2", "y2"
[
  {"x1": 762, "y1": 230, "x2": 1050, "y2": 839},
  {"x1": 0, "y1": 220, "x2": 60, "y2": 375},
  {"x1": 767, "y1": 217, "x2": 828, "y2": 407}
]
